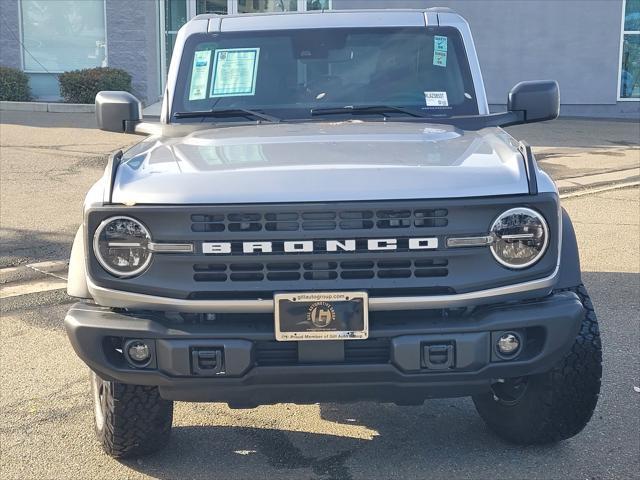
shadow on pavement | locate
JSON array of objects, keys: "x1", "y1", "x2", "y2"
[
  {"x1": 0, "y1": 226, "x2": 75, "y2": 268},
  {"x1": 505, "y1": 117, "x2": 640, "y2": 149},
  {"x1": 121, "y1": 399, "x2": 568, "y2": 480},
  {"x1": 118, "y1": 271, "x2": 639, "y2": 480}
]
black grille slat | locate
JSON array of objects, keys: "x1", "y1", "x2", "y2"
[
  {"x1": 267, "y1": 272, "x2": 301, "y2": 281},
  {"x1": 193, "y1": 273, "x2": 227, "y2": 282},
  {"x1": 229, "y1": 263, "x2": 263, "y2": 272},
  {"x1": 193, "y1": 263, "x2": 226, "y2": 272},
  {"x1": 191, "y1": 208, "x2": 447, "y2": 232},
  {"x1": 229, "y1": 272, "x2": 264, "y2": 282},
  {"x1": 378, "y1": 269, "x2": 412, "y2": 279},
  {"x1": 265, "y1": 222, "x2": 299, "y2": 231},
  {"x1": 304, "y1": 271, "x2": 338, "y2": 280},
  {"x1": 415, "y1": 268, "x2": 449, "y2": 278},
  {"x1": 254, "y1": 342, "x2": 297, "y2": 366},
  {"x1": 193, "y1": 259, "x2": 449, "y2": 282},
  {"x1": 302, "y1": 221, "x2": 337, "y2": 231},
  {"x1": 254, "y1": 339, "x2": 390, "y2": 366},
  {"x1": 341, "y1": 271, "x2": 375, "y2": 280}
]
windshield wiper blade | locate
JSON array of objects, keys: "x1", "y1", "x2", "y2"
[
  {"x1": 173, "y1": 108, "x2": 280, "y2": 123},
  {"x1": 311, "y1": 105, "x2": 425, "y2": 118}
]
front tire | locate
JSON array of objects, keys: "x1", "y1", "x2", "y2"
[
  {"x1": 91, "y1": 371, "x2": 173, "y2": 458},
  {"x1": 473, "y1": 285, "x2": 602, "y2": 444}
]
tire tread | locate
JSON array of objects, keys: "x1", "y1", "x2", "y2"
[
  {"x1": 473, "y1": 284, "x2": 602, "y2": 444},
  {"x1": 96, "y1": 380, "x2": 173, "y2": 458}
]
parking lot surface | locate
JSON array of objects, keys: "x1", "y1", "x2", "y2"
[{"x1": 1, "y1": 112, "x2": 639, "y2": 479}]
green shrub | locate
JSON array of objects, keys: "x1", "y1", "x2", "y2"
[
  {"x1": 59, "y1": 67, "x2": 132, "y2": 104},
  {"x1": 0, "y1": 66, "x2": 32, "y2": 101}
]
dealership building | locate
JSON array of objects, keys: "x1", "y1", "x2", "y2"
[{"x1": 0, "y1": 0, "x2": 638, "y2": 118}]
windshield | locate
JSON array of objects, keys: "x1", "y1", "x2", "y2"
[{"x1": 172, "y1": 27, "x2": 478, "y2": 123}]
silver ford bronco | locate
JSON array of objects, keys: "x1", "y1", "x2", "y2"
[{"x1": 64, "y1": 8, "x2": 602, "y2": 457}]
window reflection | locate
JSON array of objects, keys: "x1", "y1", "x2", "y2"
[
  {"x1": 307, "y1": 0, "x2": 332, "y2": 10},
  {"x1": 238, "y1": 0, "x2": 298, "y2": 13},
  {"x1": 196, "y1": 0, "x2": 228, "y2": 15},
  {"x1": 20, "y1": 0, "x2": 106, "y2": 72}
]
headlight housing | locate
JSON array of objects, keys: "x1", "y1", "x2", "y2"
[
  {"x1": 93, "y1": 216, "x2": 152, "y2": 277},
  {"x1": 490, "y1": 208, "x2": 549, "y2": 269}
]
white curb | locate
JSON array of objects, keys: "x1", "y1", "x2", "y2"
[{"x1": 0, "y1": 101, "x2": 94, "y2": 113}]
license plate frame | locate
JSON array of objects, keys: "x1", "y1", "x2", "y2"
[{"x1": 274, "y1": 291, "x2": 369, "y2": 342}]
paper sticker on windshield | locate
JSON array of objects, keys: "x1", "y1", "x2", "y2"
[
  {"x1": 425, "y1": 91, "x2": 449, "y2": 107},
  {"x1": 189, "y1": 50, "x2": 212, "y2": 100},
  {"x1": 433, "y1": 50, "x2": 447, "y2": 67},
  {"x1": 210, "y1": 48, "x2": 260, "y2": 97},
  {"x1": 434, "y1": 35, "x2": 448, "y2": 52}
]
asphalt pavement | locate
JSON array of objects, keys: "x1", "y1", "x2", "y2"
[{"x1": 0, "y1": 111, "x2": 639, "y2": 479}]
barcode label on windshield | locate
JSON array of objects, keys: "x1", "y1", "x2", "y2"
[{"x1": 424, "y1": 91, "x2": 449, "y2": 107}]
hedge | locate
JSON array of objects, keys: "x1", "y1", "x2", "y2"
[
  {"x1": 59, "y1": 67, "x2": 132, "y2": 104},
  {"x1": 0, "y1": 66, "x2": 32, "y2": 101}
]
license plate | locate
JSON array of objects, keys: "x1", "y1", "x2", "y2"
[{"x1": 274, "y1": 292, "x2": 369, "y2": 341}]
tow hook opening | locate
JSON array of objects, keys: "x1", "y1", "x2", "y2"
[
  {"x1": 191, "y1": 347, "x2": 225, "y2": 376},
  {"x1": 422, "y1": 342, "x2": 455, "y2": 370}
]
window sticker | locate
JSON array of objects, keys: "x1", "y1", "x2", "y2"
[
  {"x1": 434, "y1": 35, "x2": 448, "y2": 52},
  {"x1": 210, "y1": 48, "x2": 260, "y2": 97},
  {"x1": 433, "y1": 50, "x2": 447, "y2": 67},
  {"x1": 424, "y1": 91, "x2": 449, "y2": 107},
  {"x1": 189, "y1": 50, "x2": 212, "y2": 100},
  {"x1": 433, "y1": 35, "x2": 448, "y2": 67}
]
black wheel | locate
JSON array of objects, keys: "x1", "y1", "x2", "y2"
[
  {"x1": 91, "y1": 370, "x2": 173, "y2": 458},
  {"x1": 473, "y1": 285, "x2": 602, "y2": 444}
]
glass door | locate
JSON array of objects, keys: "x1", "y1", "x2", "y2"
[{"x1": 164, "y1": 0, "x2": 189, "y2": 73}]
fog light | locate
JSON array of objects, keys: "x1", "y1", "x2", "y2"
[
  {"x1": 497, "y1": 333, "x2": 521, "y2": 356},
  {"x1": 125, "y1": 339, "x2": 151, "y2": 365}
]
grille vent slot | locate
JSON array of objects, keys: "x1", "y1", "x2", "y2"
[
  {"x1": 254, "y1": 339, "x2": 391, "y2": 366},
  {"x1": 191, "y1": 208, "x2": 448, "y2": 233},
  {"x1": 193, "y1": 259, "x2": 448, "y2": 283}
]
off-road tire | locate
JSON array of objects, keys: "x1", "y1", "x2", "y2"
[
  {"x1": 473, "y1": 284, "x2": 602, "y2": 444},
  {"x1": 91, "y1": 370, "x2": 173, "y2": 458}
]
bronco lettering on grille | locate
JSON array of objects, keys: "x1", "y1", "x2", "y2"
[{"x1": 202, "y1": 238, "x2": 438, "y2": 255}]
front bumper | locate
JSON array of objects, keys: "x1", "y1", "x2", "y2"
[{"x1": 64, "y1": 291, "x2": 584, "y2": 406}]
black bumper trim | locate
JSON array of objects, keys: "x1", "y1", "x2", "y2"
[{"x1": 64, "y1": 291, "x2": 584, "y2": 404}]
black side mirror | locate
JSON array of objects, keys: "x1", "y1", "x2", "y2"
[
  {"x1": 95, "y1": 91, "x2": 142, "y2": 133},
  {"x1": 508, "y1": 80, "x2": 560, "y2": 124}
]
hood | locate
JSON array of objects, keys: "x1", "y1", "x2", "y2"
[{"x1": 112, "y1": 121, "x2": 528, "y2": 204}]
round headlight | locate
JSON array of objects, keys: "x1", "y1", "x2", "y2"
[
  {"x1": 93, "y1": 216, "x2": 152, "y2": 277},
  {"x1": 490, "y1": 208, "x2": 549, "y2": 269}
]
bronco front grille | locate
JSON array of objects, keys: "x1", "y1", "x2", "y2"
[
  {"x1": 87, "y1": 196, "x2": 560, "y2": 303},
  {"x1": 193, "y1": 258, "x2": 449, "y2": 282},
  {"x1": 191, "y1": 208, "x2": 448, "y2": 233}
]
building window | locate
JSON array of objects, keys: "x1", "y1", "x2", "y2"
[
  {"x1": 196, "y1": 0, "x2": 229, "y2": 14},
  {"x1": 20, "y1": 0, "x2": 106, "y2": 72},
  {"x1": 620, "y1": 0, "x2": 640, "y2": 99},
  {"x1": 307, "y1": 0, "x2": 331, "y2": 10},
  {"x1": 237, "y1": 0, "x2": 298, "y2": 13},
  {"x1": 20, "y1": 0, "x2": 106, "y2": 99}
]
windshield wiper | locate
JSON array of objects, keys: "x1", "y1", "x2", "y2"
[
  {"x1": 173, "y1": 108, "x2": 280, "y2": 123},
  {"x1": 311, "y1": 105, "x2": 425, "y2": 118}
]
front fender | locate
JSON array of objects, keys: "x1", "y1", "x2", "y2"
[
  {"x1": 67, "y1": 225, "x2": 91, "y2": 299},
  {"x1": 556, "y1": 208, "x2": 582, "y2": 289}
]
